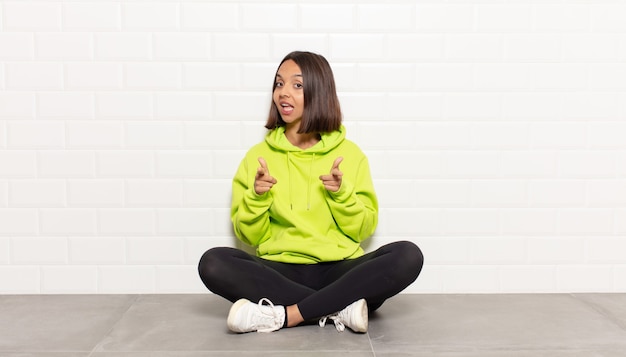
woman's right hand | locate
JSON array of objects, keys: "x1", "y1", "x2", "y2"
[{"x1": 254, "y1": 157, "x2": 277, "y2": 195}]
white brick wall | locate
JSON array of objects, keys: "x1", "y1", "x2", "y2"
[{"x1": 1, "y1": 0, "x2": 625, "y2": 294}]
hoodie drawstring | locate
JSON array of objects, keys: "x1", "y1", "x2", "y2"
[
  {"x1": 286, "y1": 151, "x2": 316, "y2": 211},
  {"x1": 287, "y1": 152, "x2": 293, "y2": 210},
  {"x1": 307, "y1": 153, "x2": 315, "y2": 210}
]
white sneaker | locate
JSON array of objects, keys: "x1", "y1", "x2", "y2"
[
  {"x1": 227, "y1": 298, "x2": 285, "y2": 333},
  {"x1": 319, "y1": 299, "x2": 368, "y2": 333}
]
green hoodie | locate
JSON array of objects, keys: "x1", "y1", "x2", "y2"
[{"x1": 231, "y1": 125, "x2": 378, "y2": 264}]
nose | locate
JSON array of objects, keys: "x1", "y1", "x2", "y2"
[{"x1": 277, "y1": 85, "x2": 291, "y2": 98}]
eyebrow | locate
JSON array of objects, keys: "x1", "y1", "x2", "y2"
[{"x1": 275, "y1": 73, "x2": 303, "y2": 79}]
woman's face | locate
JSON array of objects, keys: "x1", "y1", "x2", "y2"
[{"x1": 273, "y1": 59, "x2": 305, "y2": 127}]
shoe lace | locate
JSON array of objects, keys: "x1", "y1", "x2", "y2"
[
  {"x1": 319, "y1": 314, "x2": 345, "y2": 332},
  {"x1": 255, "y1": 298, "x2": 283, "y2": 333}
]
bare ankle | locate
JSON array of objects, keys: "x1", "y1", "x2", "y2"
[{"x1": 285, "y1": 304, "x2": 305, "y2": 327}]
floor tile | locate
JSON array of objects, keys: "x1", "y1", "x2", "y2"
[
  {"x1": 93, "y1": 294, "x2": 370, "y2": 353},
  {"x1": 3, "y1": 293, "x2": 626, "y2": 356},
  {"x1": 368, "y1": 294, "x2": 626, "y2": 355},
  {"x1": 0, "y1": 353, "x2": 89, "y2": 357},
  {"x1": 0, "y1": 295, "x2": 136, "y2": 353},
  {"x1": 573, "y1": 294, "x2": 626, "y2": 329},
  {"x1": 92, "y1": 352, "x2": 374, "y2": 357},
  {"x1": 375, "y1": 351, "x2": 607, "y2": 357}
]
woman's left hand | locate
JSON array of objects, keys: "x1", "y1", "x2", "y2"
[{"x1": 319, "y1": 157, "x2": 343, "y2": 192}]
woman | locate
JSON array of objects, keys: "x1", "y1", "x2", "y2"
[{"x1": 198, "y1": 51, "x2": 423, "y2": 333}]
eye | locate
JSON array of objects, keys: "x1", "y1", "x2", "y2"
[
  {"x1": 294, "y1": 83, "x2": 303, "y2": 89},
  {"x1": 275, "y1": 82, "x2": 284, "y2": 88}
]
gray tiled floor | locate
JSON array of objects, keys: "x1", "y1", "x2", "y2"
[{"x1": 1, "y1": 294, "x2": 626, "y2": 356}]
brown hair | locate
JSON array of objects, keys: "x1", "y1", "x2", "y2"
[{"x1": 265, "y1": 51, "x2": 342, "y2": 133}]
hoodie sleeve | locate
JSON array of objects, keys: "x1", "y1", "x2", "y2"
[
  {"x1": 326, "y1": 155, "x2": 378, "y2": 243},
  {"x1": 230, "y1": 157, "x2": 273, "y2": 247}
]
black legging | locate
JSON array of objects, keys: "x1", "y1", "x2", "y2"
[{"x1": 198, "y1": 240, "x2": 423, "y2": 320}]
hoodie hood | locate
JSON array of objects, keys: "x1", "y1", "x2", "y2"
[
  {"x1": 264, "y1": 125, "x2": 347, "y2": 211},
  {"x1": 265, "y1": 125, "x2": 346, "y2": 154}
]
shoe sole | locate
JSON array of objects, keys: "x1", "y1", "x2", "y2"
[
  {"x1": 352, "y1": 299, "x2": 368, "y2": 333},
  {"x1": 227, "y1": 298, "x2": 251, "y2": 332}
]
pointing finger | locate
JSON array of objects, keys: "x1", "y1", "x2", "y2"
[
  {"x1": 256, "y1": 157, "x2": 277, "y2": 185},
  {"x1": 257, "y1": 157, "x2": 269, "y2": 177},
  {"x1": 332, "y1": 157, "x2": 343, "y2": 170},
  {"x1": 258, "y1": 157, "x2": 269, "y2": 172},
  {"x1": 331, "y1": 157, "x2": 343, "y2": 177}
]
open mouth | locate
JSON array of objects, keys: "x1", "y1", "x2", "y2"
[{"x1": 280, "y1": 102, "x2": 294, "y2": 115}]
